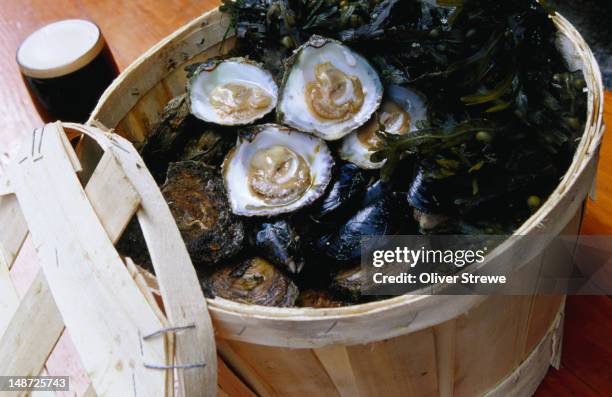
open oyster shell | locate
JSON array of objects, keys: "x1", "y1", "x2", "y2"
[
  {"x1": 277, "y1": 36, "x2": 383, "y2": 141},
  {"x1": 222, "y1": 124, "x2": 334, "y2": 216},
  {"x1": 189, "y1": 58, "x2": 278, "y2": 126}
]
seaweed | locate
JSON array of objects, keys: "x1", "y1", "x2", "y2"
[{"x1": 218, "y1": 0, "x2": 587, "y2": 229}]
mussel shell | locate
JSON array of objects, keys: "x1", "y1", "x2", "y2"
[
  {"x1": 407, "y1": 168, "x2": 458, "y2": 214},
  {"x1": 249, "y1": 219, "x2": 305, "y2": 274},
  {"x1": 208, "y1": 257, "x2": 299, "y2": 307},
  {"x1": 297, "y1": 290, "x2": 346, "y2": 308},
  {"x1": 309, "y1": 163, "x2": 369, "y2": 222},
  {"x1": 161, "y1": 161, "x2": 245, "y2": 266},
  {"x1": 318, "y1": 193, "x2": 398, "y2": 264}
]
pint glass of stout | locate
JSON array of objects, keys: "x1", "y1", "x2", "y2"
[{"x1": 16, "y1": 19, "x2": 119, "y2": 123}]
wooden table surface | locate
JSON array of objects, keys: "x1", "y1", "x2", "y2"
[{"x1": 0, "y1": 1, "x2": 610, "y2": 396}]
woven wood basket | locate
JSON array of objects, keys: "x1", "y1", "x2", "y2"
[{"x1": 0, "y1": 6, "x2": 604, "y2": 397}]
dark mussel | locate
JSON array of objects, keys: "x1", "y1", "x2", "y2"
[
  {"x1": 208, "y1": 257, "x2": 299, "y2": 307},
  {"x1": 308, "y1": 162, "x2": 369, "y2": 223},
  {"x1": 249, "y1": 219, "x2": 305, "y2": 274},
  {"x1": 161, "y1": 161, "x2": 244, "y2": 266},
  {"x1": 407, "y1": 168, "x2": 453, "y2": 214},
  {"x1": 318, "y1": 184, "x2": 400, "y2": 264},
  {"x1": 406, "y1": 168, "x2": 464, "y2": 231}
]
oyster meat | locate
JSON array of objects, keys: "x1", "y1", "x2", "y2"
[
  {"x1": 161, "y1": 161, "x2": 244, "y2": 266},
  {"x1": 222, "y1": 124, "x2": 334, "y2": 216},
  {"x1": 189, "y1": 58, "x2": 278, "y2": 126},
  {"x1": 278, "y1": 36, "x2": 383, "y2": 140},
  {"x1": 340, "y1": 85, "x2": 428, "y2": 169}
]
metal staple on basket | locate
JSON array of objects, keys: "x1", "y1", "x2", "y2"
[{"x1": 140, "y1": 323, "x2": 207, "y2": 370}]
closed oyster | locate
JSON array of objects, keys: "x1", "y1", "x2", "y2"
[
  {"x1": 297, "y1": 290, "x2": 346, "y2": 308},
  {"x1": 278, "y1": 36, "x2": 383, "y2": 140},
  {"x1": 209, "y1": 257, "x2": 299, "y2": 307},
  {"x1": 179, "y1": 127, "x2": 236, "y2": 165},
  {"x1": 331, "y1": 266, "x2": 364, "y2": 302},
  {"x1": 161, "y1": 161, "x2": 244, "y2": 266},
  {"x1": 141, "y1": 93, "x2": 207, "y2": 182},
  {"x1": 222, "y1": 124, "x2": 333, "y2": 216},
  {"x1": 189, "y1": 58, "x2": 278, "y2": 126},
  {"x1": 340, "y1": 85, "x2": 428, "y2": 169}
]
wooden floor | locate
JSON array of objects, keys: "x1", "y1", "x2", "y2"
[
  {"x1": 0, "y1": 1, "x2": 610, "y2": 396},
  {"x1": 534, "y1": 93, "x2": 612, "y2": 395}
]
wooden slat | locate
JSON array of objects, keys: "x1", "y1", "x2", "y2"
[
  {"x1": 220, "y1": 340, "x2": 339, "y2": 397},
  {"x1": 217, "y1": 339, "x2": 276, "y2": 397},
  {"x1": 314, "y1": 346, "x2": 359, "y2": 397},
  {"x1": 0, "y1": 272, "x2": 64, "y2": 396},
  {"x1": 0, "y1": 194, "x2": 28, "y2": 269},
  {"x1": 0, "y1": 176, "x2": 11, "y2": 195},
  {"x1": 453, "y1": 296, "x2": 528, "y2": 397},
  {"x1": 434, "y1": 319, "x2": 456, "y2": 397},
  {"x1": 217, "y1": 354, "x2": 257, "y2": 397},
  {"x1": 85, "y1": 151, "x2": 141, "y2": 244},
  {"x1": 6, "y1": 123, "x2": 166, "y2": 396},
  {"x1": 66, "y1": 123, "x2": 218, "y2": 397},
  {"x1": 486, "y1": 306, "x2": 564, "y2": 397},
  {"x1": 345, "y1": 329, "x2": 439, "y2": 397},
  {"x1": 0, "y1": 259, "x2": 19, "y2": 335},
  {"x1": 0, "y1": 144, "x2": 144, "y2": 395},
  {"x1": 0, "y1": 132, "x2": 148, "y2": 392}
]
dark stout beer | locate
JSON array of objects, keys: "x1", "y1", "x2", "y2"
[{"x1": 17, "y1": 19, "x2": 119, "y2": 123}]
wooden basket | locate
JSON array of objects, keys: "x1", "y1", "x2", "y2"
[{"x1": 0, "y1": 6, "x2": 605, "y2": 397}]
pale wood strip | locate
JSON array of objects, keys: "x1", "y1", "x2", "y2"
[
  {"x1": 217, "y1": 339, "x2": 276, "y2": 397},
  {"x1": 485, "y1": 304, "x2": 564, "y2": 397},
  {"x1": 0, "y1": 272, "x2": 64, "y2": 397},
  {"x1": 0, "y1": 259, "x2": 19, "y2": 334},
  {"x1": 0, "y1": 139, "x2": 155, "y2": 397},
  {"x1": 433, "y1": 319, "x2": 456, "y2": 397},
  {"x1": 7, "y1": 123, "x2": 166, "y2": 396},
  {"x1": 0, "y1": 176, "x2": 11, "y2": 195},
  {"x1": 85, "y1": 151, "x2": 141, "y2": 244},
  {"x1": 82, "y1": 384, "x2": 98, "y2": 397},
  {"x1": 453, "y1": 297, "x2": 527, "y2": 397},
  {"x1": 65, "y1": 123, "x2": 217, "y2": 396},
  {"x1": 217, "y1": 354, "x2": 257, "y2": 397},
  {"x1": 313, "y1": 345, "x2": 359, "y2": 397},
  {"x1": 125, "y1": 257, "x2": 175, "y2": 397},
  {"x1": 44, "y1": 330, "x2": 92, "y2": 397},
  {"x1": 524, "y1": 295, "x2": 565, "y2": 358},
  {"x1": 220, "y1": 340, "x2": 339, "y2": 397},
  {"x1": 0, "y1": 194, "x2": 28, "y2": 270},
  {"x1": 345, "y1": 329, "x2": 438, "y2": 397}
]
